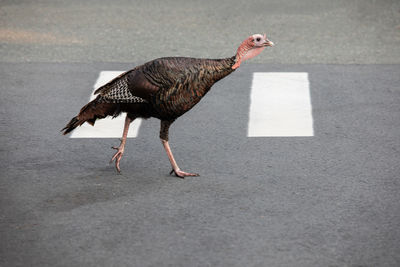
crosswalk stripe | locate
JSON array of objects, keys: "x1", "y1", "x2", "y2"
[{"x1": 248, "y1": 72, "x2": 314, "y2": 137}]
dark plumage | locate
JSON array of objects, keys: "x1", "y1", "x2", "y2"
[{"x1": 62, "y1": 33, "x2": 274, "y2": 177}]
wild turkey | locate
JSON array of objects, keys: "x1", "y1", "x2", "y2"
[{"x1": 62, "y1": 33, "x2": 274, "y2": 178}]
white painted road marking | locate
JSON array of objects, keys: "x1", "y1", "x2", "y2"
[
  {"x1": 70, "y1": 71, "x2": 143, "y2": 138},
  {"x1": 71, "y1": 71, "x2": 314, "y2": 138},
  {"x1": 248, "y1": 72, "x2": 314, "y2": 137}
]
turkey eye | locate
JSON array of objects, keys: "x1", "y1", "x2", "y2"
[{"x1": 256, "y1": 37, "x2": 261, "y2": 42}]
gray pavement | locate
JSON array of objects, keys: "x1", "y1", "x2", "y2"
[
  {"x1": 1, "y1": 0, "x2": 400, "y2": 266},
  {"x1": 1, "y1": 62, "x2": 400, "y2": 266},
  {"x1": 1, "y1": 0, "x2": 399, "y2": 64}
]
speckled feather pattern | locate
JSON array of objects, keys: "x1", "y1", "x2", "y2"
[{"x1": 97, "y1": 74, "x2": 148, "y2": 104}]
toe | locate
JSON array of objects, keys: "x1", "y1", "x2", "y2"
[
  {"x1": 170, "y1": 169, "x2": 199, "y2": 178},
  {"x1": 116, "y1": 162, "x2": 121, "y2": 173}
]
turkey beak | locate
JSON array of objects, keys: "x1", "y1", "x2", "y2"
[{"x1": 264, "y1": 39, "x2": 274, "y2": 47}]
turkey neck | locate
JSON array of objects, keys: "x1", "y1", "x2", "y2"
[
  {"x1": 180, "y1": 56, "x2": 236, "y2": 101},
  {"x1": 143, "y1": 56, "x2": 236, "y2": 96},
  {"x1": 206, "y1": 56, "x2": 236, "y2": 80},
  {"x1": 145, "y1": 56, "x2": 236, "y2": 119},
  {"x1": 197, "y1": 56, "x2": 236, "y2": 91}
]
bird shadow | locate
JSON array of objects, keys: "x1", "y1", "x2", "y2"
[{"x1": 42, "y1": 165, "x2": 176, "y2": 213}]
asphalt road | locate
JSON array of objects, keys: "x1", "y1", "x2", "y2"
[
  {"x1": 1, "y1": 0, "x2": 400, "y2": 266},
  {"x1": 1, "y1": 0, "x2": 399, "y2": 64},
  {"x1": 1, "y1": 62, "x2": 400, "y2": 267}
]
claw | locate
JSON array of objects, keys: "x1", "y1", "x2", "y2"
[
  {"x1": 110, "y1": 146, "x2": 124, "y2": 173},
  {"x1": 169, "y1": 169, "x2": 200, "y2": 178}
]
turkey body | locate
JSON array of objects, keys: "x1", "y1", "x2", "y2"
[{"x1": 93, "y1": 56, "x2": 236, "y2": 123}]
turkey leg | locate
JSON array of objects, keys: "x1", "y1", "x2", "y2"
[
  {"x1": 110, "y1": 115, "x2": 132, "y2": 173},
  {"x1": 160, "y1": 120, "x2": 199, "y2": 178}
]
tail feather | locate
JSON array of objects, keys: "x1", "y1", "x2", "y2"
[
  {"x1": 61, "y1": 116, "x2": 80, "y2": 135},
  {"x1": 61, "y1": 97, "x2": 120, "y2": 135}
]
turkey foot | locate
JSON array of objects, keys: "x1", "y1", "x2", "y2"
[
  {"x1": 161, "y1": 137, "x2": 199, "y2": 179},
  {"x1": 169, "y1": 169, "x2": 200, "y2": 178},
  {"x1": 110, "y1": 145, "x2": 124, "y2": 173},
  {"x1": 109, "y1": 115, "x2": 132, "y2": 173}
]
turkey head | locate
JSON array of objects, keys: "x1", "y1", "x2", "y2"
[{"x1": 232, "y1": 33, "x2": 274, "y2": 69}]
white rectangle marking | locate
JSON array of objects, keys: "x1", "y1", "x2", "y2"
[
  {"x1": 70, "y1": 71, "x2": 143, "y2": 138},
  {"x1": 248, "y1": 72, "x2": 314, "y2": 137}
]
